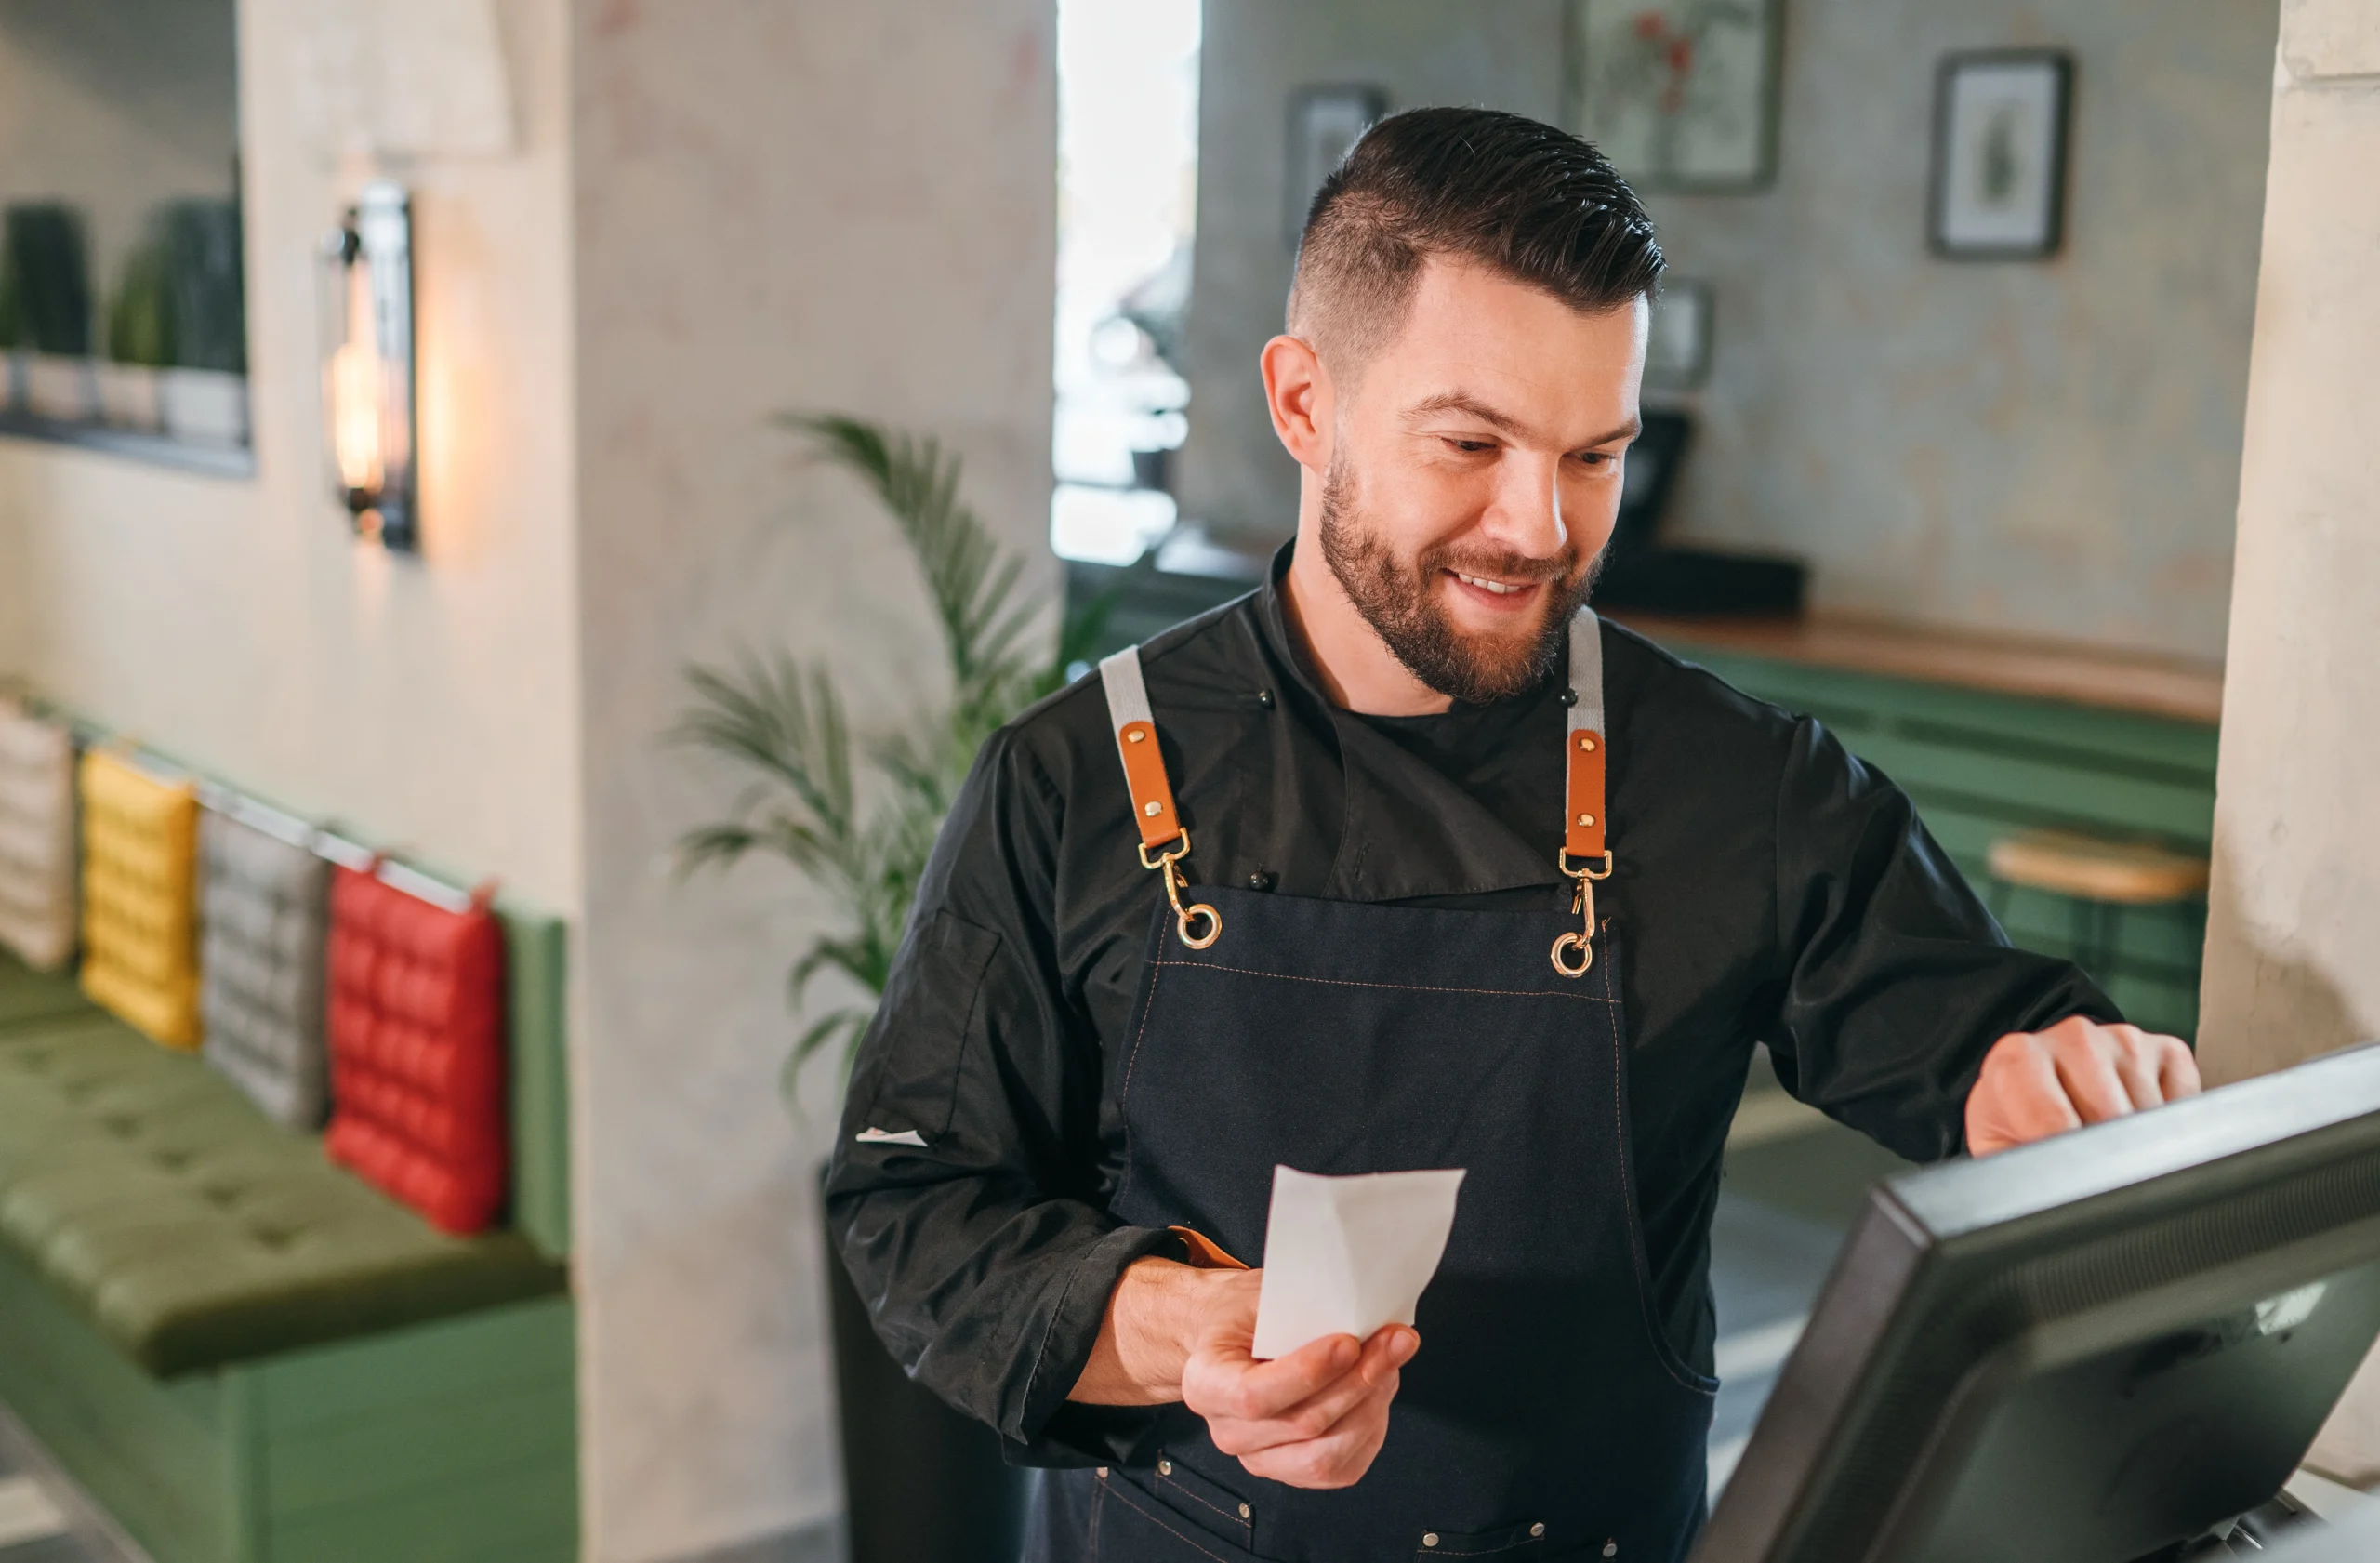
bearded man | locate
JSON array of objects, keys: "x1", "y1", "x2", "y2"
[{"x1": 826, "y1": 107, "x2": 2197, "y2": 1563}]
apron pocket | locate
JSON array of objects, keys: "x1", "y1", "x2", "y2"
[
  {"x1": 1096, "y1": 1468, "x2": 1261, "y2": 1563},
  {"x1": 1414, "y1": 1518, "x2": 1556, "y2": 1557},
  {"x1": 1154, "y1": 1452, "x2": 1254, "y2": 1549}
]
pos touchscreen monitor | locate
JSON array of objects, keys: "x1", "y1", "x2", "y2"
[{"x1": 1697, "y1": 1042, "x2": 2380, "y2": 1563}]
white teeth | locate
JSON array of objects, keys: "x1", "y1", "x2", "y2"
[{"x1": 1456, "y1": 572, "x2": 1522, "y2": 595}]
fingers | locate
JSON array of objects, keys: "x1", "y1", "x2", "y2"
[
  {"x1": 1235, "y1": 1371, "x2": 1397, "y2": 1489},
  {"x1": 1187, "y1": 1331, "x2": 1361, "y2": 1424},
  {"x1": 1204, "y1": 1328, "x2": 1417, "y2": 1459},
  {"x1": 1968, "y1": 1029, "x2": 2081, "y2": 1155},
  {"x1": 2156, "y1": 1034, "x2": 2203, "y2": 1099},
  {"x1": 2102, "y1": 1025, "x2": 2167, "y2": 1112},
  {"x1": 1968, "y1": 1019, "x2": 2201, "y2": 1155},
  {"x1": 2050, "y1": 1019, "x2": 2139, "y2": 1124}
]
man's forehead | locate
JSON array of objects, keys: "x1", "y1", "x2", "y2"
[{"x1": 1376, "y1": 264, "x2": 1646, "y2": 434}]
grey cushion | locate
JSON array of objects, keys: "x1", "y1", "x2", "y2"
[
  {"x1": 199, "y1": 809, "x2": 331, "y2": 1130},
  {"x1": 0, "y1": 707, "x2": 75, "y2": 972}
]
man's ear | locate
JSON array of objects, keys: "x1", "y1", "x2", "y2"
[{"x1": 1261, "y1": 334, "x2": 1334, "y2": 475}]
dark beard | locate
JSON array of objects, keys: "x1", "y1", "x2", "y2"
[{"x1": 1316, "y1": 454, "x2": 1594, "y2": 705}]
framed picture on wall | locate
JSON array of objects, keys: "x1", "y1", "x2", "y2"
[
  {"x1": 1286, "y1": 85, "x2": 1387, "y2": 244},
  {"x1": 1928, "y1": 50, "x2": 2073, "y2": 260},
  {"x1": 1645, "y1": 277, "x2": 1713, "y2": 391},
  {"x1": 1566, "y1": 0, "x2": 1784, "y2": 192}
]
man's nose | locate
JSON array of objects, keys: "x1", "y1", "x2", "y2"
[{"x1": 1479, "y1": 452, "x2": 1570, "y2": 561}]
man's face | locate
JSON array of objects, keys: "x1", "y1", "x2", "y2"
[{"x1": 1316, "y1": 259, "x2": 1647, "y2": 704}]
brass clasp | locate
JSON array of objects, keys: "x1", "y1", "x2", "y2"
[
  {"x1": 1552, "y1": 850, "x2": 1613, "y2": 977},
  {"x1": 1140, "y1": 828, "x2": 1221, "y2": 950}
]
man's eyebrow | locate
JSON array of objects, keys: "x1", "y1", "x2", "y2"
[
  {"x1": 1404, "y1": 392, "x2": 1642, "y2": 450},
  {"x1": 1404, "y1": 391, "x2": 1530, "y2": 435}
]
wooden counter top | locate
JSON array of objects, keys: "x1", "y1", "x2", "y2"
[{"x1": 1609, "y1": 611, "x2": 2226, "y2": 726}]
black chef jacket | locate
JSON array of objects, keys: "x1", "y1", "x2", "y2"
[{"x1": 825, "y1": 545, "x2": 2114, "y2": 1466}]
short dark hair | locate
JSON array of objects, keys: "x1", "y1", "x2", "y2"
[{"x1": 1288, "y1": 106, "x2": 1663, "y2": 375}]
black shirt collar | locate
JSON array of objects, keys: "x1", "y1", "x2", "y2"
[{"x1": 1249, "y1": 540, "x2": 1568, "y2": 902}]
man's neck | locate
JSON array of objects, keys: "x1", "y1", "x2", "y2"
[{"x1": 1280, "y1": 524, "x2": 1454, "y2": 718}]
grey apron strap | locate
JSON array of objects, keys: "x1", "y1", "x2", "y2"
[
  {"x1": 1098, "y1": 645, "x2": 1218, "y2": 948},
  {"x1": 1555, "y1": 607, "x2": 1612, "y2": 976}
]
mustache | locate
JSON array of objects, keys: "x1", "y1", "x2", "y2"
[{"x1": 1421, "y1": 545, "x2": 1582, "y2": 586}]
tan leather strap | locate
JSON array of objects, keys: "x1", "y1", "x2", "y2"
[
  {"x1": 1563, "y1": 608, "x2": 1608, "y2": 861},
  {"x1": 1169, "y1": 1226, "x2": 1250, "y2": 1270},
  {"x1": 1099, "y1": 646, "x2": 1184, "y2": 851}
]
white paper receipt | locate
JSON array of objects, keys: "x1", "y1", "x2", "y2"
[{"x1": 1250, "y1": 1164, "x2": 1467, "y2": 1361}]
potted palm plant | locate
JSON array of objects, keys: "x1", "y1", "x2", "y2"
[{"x1": 674, "y1": 415, "x2": 1116, "y2": 1563}]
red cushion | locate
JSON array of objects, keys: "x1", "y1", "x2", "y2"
[{"x1": 323, "y1": 868, "x2": 508, "y2": 1234}]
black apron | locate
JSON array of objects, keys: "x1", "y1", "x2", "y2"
[{"x1": 1030, "y1": 612, "x2": 1715, "y2": 1563}]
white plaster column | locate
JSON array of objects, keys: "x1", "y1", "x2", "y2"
[
  {"x1": 2198, "y1": 0, "x2": 2380, "y2": 1482},
  {"x1": 568, "y1": 4, "x2": 1058, "y2": 1557}
]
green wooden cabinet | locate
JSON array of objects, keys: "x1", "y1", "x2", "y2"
[{"x1": 0, "y1": 1242, "x2": 576, "y2": 1563}]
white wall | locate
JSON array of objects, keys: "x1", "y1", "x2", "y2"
[
  {"x1": 568, "y1": 3, "x2": 1057, "y2": 1556},
  {"x1": 0, "y1": 0, "x2": 581, "y2": 914},
  {"x1": 2197, "y1": 0, "x2": 2380, "y2": 1479},
  {"x1": 1173, "y1": 0, "x2": 2274, "y2": 664}
]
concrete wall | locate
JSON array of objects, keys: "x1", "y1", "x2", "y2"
[
  {"x1": 568, "y1": 3, "x2": 1057, "y2": 1556},
  {"x1": 2197, "y1": 0, "x2": 2380, "y2": 1477},
  {"x1": 0, "y1": 0, "x2": 582, "y2": 914},
  {"x1": 1174, "y1": 0, "x2": 2274, "y2": 664}
]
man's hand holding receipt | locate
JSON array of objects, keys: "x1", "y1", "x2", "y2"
[{"x1": 1072, "y1": 1166, "x2": 1465, "y2": 1489}]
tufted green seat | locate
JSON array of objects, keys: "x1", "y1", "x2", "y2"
[{"x1": 0, "y1": 955, "x2": 561, "y2": 1376}]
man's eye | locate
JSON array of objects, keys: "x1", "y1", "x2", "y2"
[
  {"x1": 1444, "y1": 438, "x2": 1497, "y2": 455},
  {"x1": 1575, "y1": 451, "x2": 1619, "y2": 469}
]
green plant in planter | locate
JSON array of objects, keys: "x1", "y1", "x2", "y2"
[
  {"x1": 672, "y1": 415, "x2": 1114, "y2": 1093},
  {"x1": 0, "y1": 251, "x2": 21, "y2": 352},
  {"x1": 5, "y1": 204, "x2": 94, "y2": 357},
  {"x1": 106, "y1": 234, "x2": 175, "y2": 369}
]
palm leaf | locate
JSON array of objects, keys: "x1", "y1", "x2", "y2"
[{"x1": 681, "y1": 414, "x2": 1121, "y2": 1098}]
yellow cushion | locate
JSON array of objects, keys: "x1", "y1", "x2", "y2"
[{"x1": 78, "y1": 752, "x2": 201, "y2": 1050}]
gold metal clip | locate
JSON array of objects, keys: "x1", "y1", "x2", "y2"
[
  {"x1": 1140, "y1": 828, "x2": 1221, "y2": 949},
  {"x1": 1551, "y1": 849, "x2": 1613, "y2": 977}
]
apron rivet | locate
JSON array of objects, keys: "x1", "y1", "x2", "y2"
[
  {"x1": 1532, "y1": 1522, "x2": 1547, "y2": 1537},
  {"x1": 1095, "y1": 1466, "x2": 1108, "y2": 1478},
  {"x1": 1144, "y1": 801, "x2": 1161, "y2": 817},
  {"x1": 1579, "y1": 734, "x2": 1596, "y2": 751},
  {"x1": 1577, "y1": 812, "x2": 1594, "y2": 828},
  {"x1": 1604, "y1": 1543, "x2": 1618, "y2": 1557},
  {"x1": 1255, "y1": 688, "x2": 1275, "y2": 708},
  {"x1": 1127, "y1": 728, "x2": 1146, "y2": 743},
  {"x1": 1422, "y1": 1534, "x2": 1439, "y2": 1549},
  {"x1": 1157, "y1": 1458, "x2": 1172, "y2": 1476},
  {"x1": 1238, "y1": 1503, "x2": 1251, "y2": 1519}
]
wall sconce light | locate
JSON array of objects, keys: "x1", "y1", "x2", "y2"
[{"x1": 319, "y1": 182, "x2": 417, "y2": 551}]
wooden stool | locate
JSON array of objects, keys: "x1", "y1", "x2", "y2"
[{"x1": 1986, "y1": 829, "x2": 2210, "y2": 979}]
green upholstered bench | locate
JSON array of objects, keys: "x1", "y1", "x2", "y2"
[
  {"x1": 0, "y1": 920, "x2": 579, "y2": 1563},
  {"x1": 0, "y1": 1005, "x2": 558, "y2": 1375}
]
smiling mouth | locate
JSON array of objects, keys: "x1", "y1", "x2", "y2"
[{"x1": 1447, "y1": 568, "x2": 1548, "y2": 599}]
